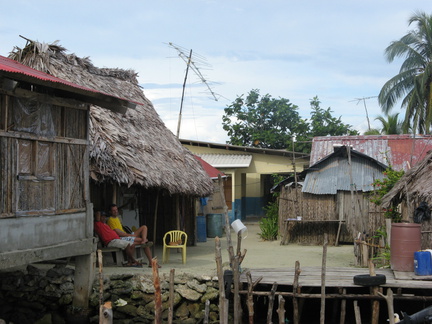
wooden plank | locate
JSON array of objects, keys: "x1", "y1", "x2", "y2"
[{"x1": 240, "y1": 267, "x2": 432, "y2": 289}]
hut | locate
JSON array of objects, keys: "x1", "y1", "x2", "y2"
[
  {"x1": 9, "y1": 39, "x2": 213, "y2": 245},
  {"x1": 0, "y1": 54, "x2": 136, "y2": 306},
  {"x1": 381, "y1": 150, "x2": 432, "y2": 249},
  {"x1": 277, "y1": 145, "x2": 387, "y2": 245}
]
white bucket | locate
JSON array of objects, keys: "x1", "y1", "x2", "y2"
[{"x1": 231, "y1": 219, "x2": 248, "y2": 238}]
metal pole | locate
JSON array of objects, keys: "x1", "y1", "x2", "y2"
[{"x1": 176, "y1": 49, "x2": 192, "y2": 138}]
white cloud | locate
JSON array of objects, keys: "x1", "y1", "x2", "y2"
[{"x1": 2, "y1": 1, "x2": 432, "y2": 143}]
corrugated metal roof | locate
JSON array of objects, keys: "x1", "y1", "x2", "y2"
[
  {"x1": 199, "y1": 153, "x2": 252, "y2": 168},
  {"x1": 303, "y1": 148, "x2": 386, "y2": 194},
  {"x1": 194, "y1": 155, "x2": 226, "y2": 179},
  {"x1": 311, "y1": 135, "x2": 432, "y2": 171},
  {"x1": 180, "y1": 138, "x2": 309, "y2": 159}
]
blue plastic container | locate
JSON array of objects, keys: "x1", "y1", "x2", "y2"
[
  {"x1": 207, "y1": 213, "x2": 223, "y2": 238},
  {"x1": 197, "y1": 215, "x2": 207, "y2": 242},
  {"x1": 228, "y1": 212, "x2": 235, "y2": 226},
  {"x1": 414, "y1": 251, "x2": 432, "y2": 276}
]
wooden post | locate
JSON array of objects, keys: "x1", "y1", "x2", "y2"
[
  {"x1": 368, "y1": 260, "x2": 380, "y2": 324},
  {"x1": 281, "y1": 221, "x2": 289, "y2": 245},
  {"x1": 277, "y1": 295, "x2": 286, "y2": 324},
  {"x1": 233, "y1": 254, "x2": 241, "y2": 323},
  {"x1": 168, "y1": 269, "x2": 175, "y2": 324},
  {"x1": 246, "y1": 271, "x2": 263, "y2": 324},
  {"x1": 377, "y1": 288, "x2": 395, "y2": 324},
  {"x1": 215, "y1": 237, "x2": 227, "y2": 324},
  {"x1": 97, "y1": 248, "x2": 113, "y2": 324},
  {"x1": 339, "y1": 288, "x2": 346, "y2": 324},
  {"x1": 98, "y1": 250, "x2": 104, "y2": 322},
  {"x1": 354, "y1": 300, "x2": 362, "y2": 324},
  {"x1": 152, "y1": 189, "x2": 160, "y2": 256},
  {"x1": 320, "y1": 233, "x2": 328, "y2": 324},
  {"x1": 152, "y1": 258, "x2": 162, "y2": 324},
  {"x1": 293, "y1": 261, "x2": 301, "y2": 324},
  {"x1": 73, "y1": 252, "x2": 95, "y2": 309},
  {"x1": 218, "y1": 174, "x2": 246, "y2": 324},
  {"x1": 267, "y1": 282, "x2": 278, "y2": 324},
  {"x1": 204, "y1": 299, "x2": 210, "y2": 324}
]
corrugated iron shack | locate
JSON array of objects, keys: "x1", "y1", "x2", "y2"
[{"x1": 277, "y1": 145, "x2": 386, "y2": 245}]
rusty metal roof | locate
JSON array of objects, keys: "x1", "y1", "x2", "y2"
[{"x1": 311, "y1": 135, "x2": 432, "y2": 171}]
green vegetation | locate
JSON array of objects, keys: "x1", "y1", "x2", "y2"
[
  {"x1": 222, "y1": 91, "x2": 358, "y2": 153},
  {"x1": 379, "y1": 11, "x2": 432, "y2": 134},
  {"x1": 258, "y1": 174, "x2": 284, "y2": 241},
  {"x1": 371, "y1": 226, "x2": 390, "y2": 268},
  {"x1": 370, "y1": 166, "x2": 404, "y2": 222}
]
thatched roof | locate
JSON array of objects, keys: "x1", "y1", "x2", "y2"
[
  {"x1": 9, "y1": 39, "x2": 213, "y2": 196},
  {"x1": 381, "y1": 150, "x2": 432, "y2": 208}
]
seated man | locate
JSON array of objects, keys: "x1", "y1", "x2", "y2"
[
  {"x1": 107, "y1": 204, "x2": 159, "y2": 268},
  {"x1": 94, "y1": 211, "x2": 142, "y2": 267},
  {"x1": 107, "y1": 204, "x2": 150, "y2": 242}
]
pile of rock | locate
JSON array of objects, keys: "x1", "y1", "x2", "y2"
[
  {"x1": 0, "y1": 264, "x2": 76, "y2": 323},
  {"x1": 0, "y1": 264, "x2": 222, "y2": 323},
  {"x1": 92, "y1": 272, "x2": 221, "y2": 323}
]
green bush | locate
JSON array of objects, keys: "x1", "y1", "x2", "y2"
[
  {"x1": 370, "y1": 166, "x2": 404, "y2": 222},
  {"x1": 258, "y1": 174, "x2": 284, "y2": 241},
  {"x1": 259, "y1": 201, "x2": 279, "y2": 241}
]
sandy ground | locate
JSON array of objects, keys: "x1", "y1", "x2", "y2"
[{"x1": 102, "y1": 219, "x2": 356, "y2": 277}]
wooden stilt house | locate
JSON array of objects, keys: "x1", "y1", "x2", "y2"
[{"x1": 0, "y1": 55, "x2": 136, "y2": 307}]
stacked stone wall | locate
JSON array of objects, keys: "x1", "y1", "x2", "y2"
[{"x1": 0, "y1": 265, "x2": 222, "y2": 324}]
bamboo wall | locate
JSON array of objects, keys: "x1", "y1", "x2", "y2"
[
  {"x1": 1, "y1": 95, "x2": 88, "y2": 217},
  {"x1": 278, "y1": 185, "x2": 385, "y2": 245}
]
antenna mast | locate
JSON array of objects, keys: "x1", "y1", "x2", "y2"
[
  {"x1": 168, "y1": 42, "x2": 219, "y2": 138},
  {"x1": 350, "y1": 96, "x2": 378, "y2": 131},
  {"x1": 176, "y1": 49, "x2": 192, "y2": 138}
]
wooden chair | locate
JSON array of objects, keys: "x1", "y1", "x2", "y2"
[{"x1": 162, "y1": 230, "x2": 188, "y2": 264}]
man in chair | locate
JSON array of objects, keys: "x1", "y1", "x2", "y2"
[
  {"x1": 107, "y1": 203, "x2": 159, "y2": 268},
  {"x1": 94, "y1": 211, "x2": 141, "y2": 267}
]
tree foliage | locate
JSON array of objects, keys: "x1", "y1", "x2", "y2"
[
  {"x1": 375, "y1": 113, "x2": 403, "y2": 135},
  {"x1": 379, "y1": 11, "x2": 432, "y2": 134},
  {"x1": 222, "y1": 90, "x2": 358, "y2": 153},
  {"x1": 222, "y1": 89, "x2": 308, "y2": 149},
  {"x1": 370, "y1": 167, "x2": 404, "y2": 222}
]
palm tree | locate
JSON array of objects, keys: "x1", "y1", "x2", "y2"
[
  {"x1": 375, "y1": 113, "x2": 403, "y2": 134},
  {"x1": 379, "y1": 11, "x2": 432, "y2": 134},
  {"x1": 363, "y1": 128, "x2": 381, "y2": 135}
]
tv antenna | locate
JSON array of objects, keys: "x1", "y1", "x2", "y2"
[
  {"x1": 167, "y1": 42, "x2": 219, "y2": 138},
  {"x1": 349, "y1": 96, "x2": 378, "y2": 131}
]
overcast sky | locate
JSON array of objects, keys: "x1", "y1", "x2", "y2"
[{"x1": 2, "y1": 1, "x2": 432, "y2": 143}]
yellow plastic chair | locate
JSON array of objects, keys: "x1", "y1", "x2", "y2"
[{"x1": 162, "y1": 230, "x2": 188, "y2": 264}]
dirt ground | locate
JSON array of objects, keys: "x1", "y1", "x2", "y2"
[{"x1": 102, "y1": 219, "x2": 357, "y2": 277}]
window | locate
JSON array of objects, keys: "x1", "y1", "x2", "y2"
[{"x1": 16, "y1": 140, "x2": 55, "y2": 215}]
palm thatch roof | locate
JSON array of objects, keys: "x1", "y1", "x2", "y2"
[
  {"x1": 8, "y1": 39, "x2": 213, "y2": 196},
  {"x1": 381, "y1": 150, "x2": 432, "y2": 208}
]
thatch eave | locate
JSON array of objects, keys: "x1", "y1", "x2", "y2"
[
  {"x1": 381, "y1": 151, "x2": 432, "y2": 208},
  {"x1": 9, "y1": 39, "x2": 213, "y2": 197}
]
